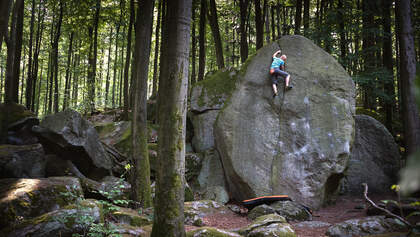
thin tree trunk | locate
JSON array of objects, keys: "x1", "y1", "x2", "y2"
[
  {"x1": 198, "y1": 0, "x2": 206, "y2": 81},
  {"x1": 190, "y1": 0, "x2": 197, "y2": 83},
  {"x1": 338, "y1": 0, "x2": 346, "y2": 67},
  {"x1": 152, "y1": 0, "x2": 162, "y2": 97},
  {"x1": 26, "y1": 0, "x2": 36, "y2": 109},
  {"x1": 362, "y1": 0, "x2": 375, "y2": 109},
  {"x1": 131, "y1": 0, "x2": 155, "y2": 207},
  {"x1": 254, "y1": 0, "x2": 263, "y2": 49},
  {"x1": 270, "y1": 5, "x2": 275, "y2": 41},
  {"x1": 207, "y1": 0, "x2": 225, "y2": 69},
  {"x1": 72, "y1": 45, "x2": 80, "y2": 107},
  {"x1": 53, "y1": 2, "x2": 63, "y2": 113},
  {"x1": 31, "y1": 2, "x2": 45, "y2": 111},
  {"x1": 122, "y1": 0, "x2": 134, "y2": 119},
  {"x1": 87, "y1": 0, "x2": 101, "y2": 113},
  {"x1": 105, "y1": 28, "x2": 113, "y2": 108},
  {"x1": 151, "y1": 0, "x2": 192, "y2": 236},
  {"x1": 0, "y1": 0, "x2": 13, "y2": 54},
  {"x1": 5, "y1": 0, "x2": 24, "y2": 104},
  {"x1": 303, "y1": 0, "x2": 309, "y2": 36},
  {"x1": 398, "y1": 0, "x2": 420, "y2": 156},
  {"x1": 239, "y1": 0, "x2": 250, "y2": 63},
  {"x1": 112, "y1": 24, "x2": 119, "y2": 108},
  {"x1": 382, "y1": 0, "x2": 394, "y2": 135},
  {"x1": 263, "y1": 0, "x2": 270, "y2": 43},
  {"x1": 295, "y1": 0, "x2": 302, "y2": 34},
  {"x1": 63, "y1": 32, "x2": 74, "y2": 111}
]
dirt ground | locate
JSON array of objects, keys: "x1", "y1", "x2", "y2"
[{"x1": 189, "y1": 194, "x2": 397, "y2": 237}]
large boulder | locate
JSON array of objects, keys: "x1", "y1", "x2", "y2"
[
  {"x1": 215, "y1": 35, "x2": 355, "y2": 209},
  {"x1": 32, "y1": 109, "x2": 113, "y2": 180},
  {"x1": 0, "y1": 103, "x2": 35, "y2": 144},
  {"x1": 0, "y1": 144, "x2": 46, "y2": 178},
  {"x1": 345, "y1": 115, "x2": 400, "y2": 194},
  {"x1": 0, "y1": 177, "x2": 83, "y2": 229}
]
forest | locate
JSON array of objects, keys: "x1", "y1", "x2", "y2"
[{"x1": 0, "y1": 0, "x2": 419, "y2": 236}]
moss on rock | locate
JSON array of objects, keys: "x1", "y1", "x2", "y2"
[{"x1": 186, "y1": 227, "x2": 242, "y2": 237}]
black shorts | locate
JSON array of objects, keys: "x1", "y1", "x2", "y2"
[{"x1": 270, "y1": 68, "x2": 289, "y2": 85}]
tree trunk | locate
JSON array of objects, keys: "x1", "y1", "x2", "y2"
[
  {"x1": 239, "y1": 0, "x2": 249, "y2": 63},
  {"x1": 25, "y1": 0, "x2": 36, "y2": 109},
  {"x1": 270, "y1": 5, "x2": 275, "y2": 41},
  {"x1": 338, "y1": 0, "x2": 346, "y2": 67},
  {"x1": 31, "y1": 2, "x2": 45, "y2": 112},
  {"x1": 131, "y1": 0, "x2": 155, "y2": 207},
  {"x1": 303, "y1": 0, "x2": 309, "y2": 36},
  {"x1": 72, "y1": 45, "x2": 80, "y2": 107},
  {"x1": 151, "y1": 0, "x2": 191, "y2": 236},
  {"x1": 295, "y1": 0, "x2": 302, "y2": 34},
  {"x1": 53, "y1": 2, "x2": 63, "y2": 113},
  {"x1": 152, "y1": 0, "x2": 163, "y2": 97},
  {"x1": 0, "y1": 0, "x2": 12, "y2": 54},
  {"x1": 191, "y1": 0, "x2": 197, "y2": 83},
  {"x1": 198, "y1": 0, "x2": 206, "y2": 81},
  {"x1": 398, "y1": 0, "x2": 420, "y2": 156},
  {"x1": 105, "y1": 28, "x2": 113, "y2": 107},
  {"x1": 263, "y1": 0, "x2": 270, "y2": 43},
  {"x1": 122, "y1": 0, "x2": 134, "y2": 120},
  {"x1": 207, "y1": 0, "x2": 225, "y2": 69},
  {"x1": 63, "y1": 32, "x2": 74, "y2": 111},
  {"x1": 362, "y1": 0, "x2": 375, "y2": 109},
  {"x1": 5, "y1": 0, "x2": 24, "y2": 104},
  {"x1": 381, "y1": 0, "x2": 394, "y2": 135},
  {"x1": 254, "y1": 0, "x2": 263, "y2": 49},
  {"x1": 112, "y1": 24, "x2": 119, "y2": 108},
  {"x1": 87, "y1": 0, "x2": 101, "y2": 113}
]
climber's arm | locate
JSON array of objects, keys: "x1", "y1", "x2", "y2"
[{"x1": 273, "y1": 50, "x2": 281, "y2": 58}]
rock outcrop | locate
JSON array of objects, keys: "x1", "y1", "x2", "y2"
[
  {"x1": 345, "y1": 115, "x2": 400, "y2": 194},
  {"x1": 215, "y1": 35, "x2": 355, "y2": 209}
]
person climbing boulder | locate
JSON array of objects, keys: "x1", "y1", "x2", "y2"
[{"x1": 269, "y1": 50, "x2": 292, "y2": 98}]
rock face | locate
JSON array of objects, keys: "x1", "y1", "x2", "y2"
[
  {"x1": 0, "y1": 144, "x2": 46, "y2": 178},
  {"x1": 215, "y1": 35, "x2": 355, "y2": 209},
  {"x1": 32, "y1": 109, "x2": 113, "y2": 180},
  {"x1": 0, "y1": 177, "x2": 83, "y2": 229},
  {"x1": 345, "y1": 115, "x2": 400, "y2": 194}
]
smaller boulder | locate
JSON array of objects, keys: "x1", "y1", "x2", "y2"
[
  {"x1": 186, "y1": 227, "x2": 242, "y2": 237},
  {"x1": 111, "y1": 207, "x2": 152, "y2": 227},
  {"x1": 6, "y1": 117, "x2": 39, "y2": 145},
  {"x1": 0, "y1": 177, "x2": 83, "y2": 229},
  {"x1": 247, "y1": 222, "x2": 296, "y2": 237},
  {"x1": 248, "y1": 204, "x2": 276, "y2": 220},
  {"x1": 0, "y1": 144, "x2": 46, "y2": 178},
  {"x1": 239, "y1": 213, "x2": 289, "y2": 236},
  {"x1": 325, "y1": 216, "x2": 407, "y2": 237},
  {"x1": 270, "y1": 200, "x2": 312, "y2": 221},
  {"x1": 184, "y1": 200, "x2": 231, "y2": 227}
]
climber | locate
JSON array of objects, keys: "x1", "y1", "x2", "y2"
[{"x1": 269, "y1": 50, "x2": 292, "y2": 98}]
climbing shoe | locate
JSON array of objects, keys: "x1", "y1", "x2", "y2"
[{"x1": 286, "y1": 85, "x2": 293, "y2": 90}]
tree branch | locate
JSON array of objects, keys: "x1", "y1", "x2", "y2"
[{"x1": 362, "y1": 183, "x2": 412, "y2": 228}]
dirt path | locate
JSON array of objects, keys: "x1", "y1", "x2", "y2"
[{"x1": 193, "y1": 195, "x2": 376, "y2": 236}]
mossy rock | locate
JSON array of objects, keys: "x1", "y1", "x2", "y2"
[
  {"x1": 248, "y1": 204, "x2": 276, "y2": 220},
  {"x1": 270, "y1": 201, "x2": 312, "y2": 221},
  {"x1": 0, "y1": 177, "x2": 84, "y2": 229},
  {"x1": 0, "y1": 103, "x2": 34, "y2": 127},
  {"x1": 239, "y1": 213, "x2": 287, "y2": 235},
  {"x1": 112, "y1": 207, "x2": 152, "y2": 227},
  {"x1": 2, "y1": 199, "x2": 102, "y2": 237},
  {"x1": 246, "y1": 222, "x2": 296, "y2": 237},
  {"x1": 186, "y1": 227, "x2": 242, "y2": 237},
  {"x1": 112, "y1": 223, "x2": 149, "y2": 236},
  {"x1": 190, "y1": 68, "x2": 239, "y2": 112}
]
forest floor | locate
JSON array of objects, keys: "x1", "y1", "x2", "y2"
[{"x1": 186, "y1": 194, "x2": 396, "y2": 237}]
